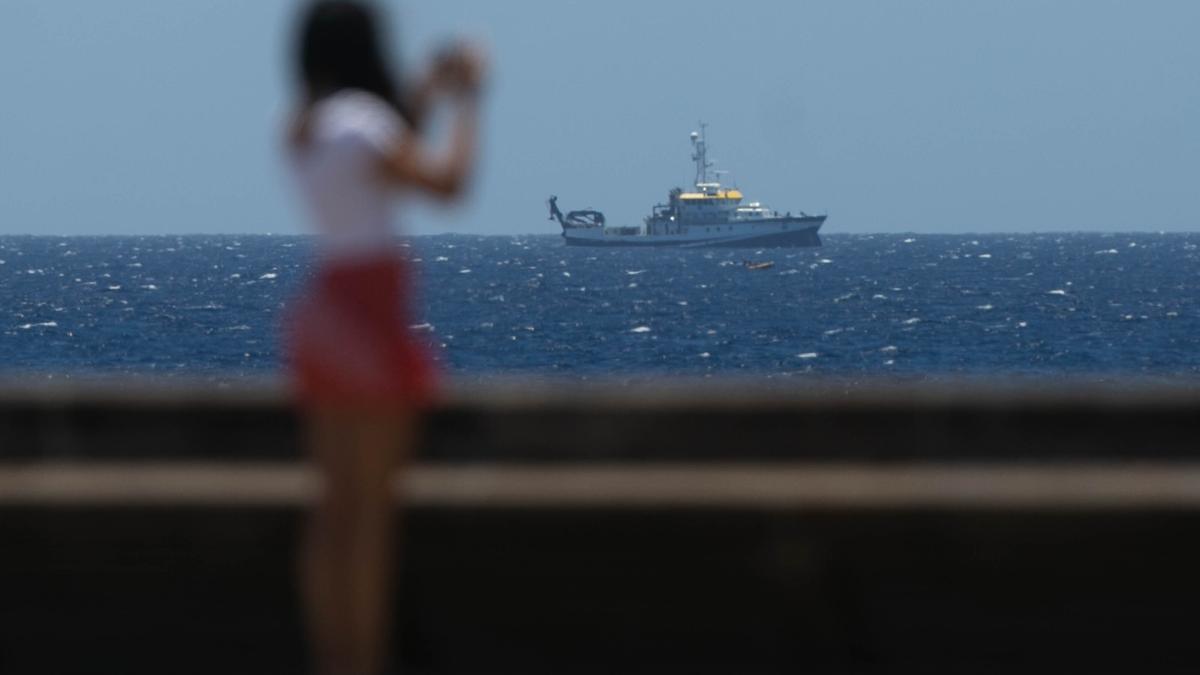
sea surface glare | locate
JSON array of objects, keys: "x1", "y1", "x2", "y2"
[{"x1": 2, "y1": 233, "x2": 1199, "y2": 382}]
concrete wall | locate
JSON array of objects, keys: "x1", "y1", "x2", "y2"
[{"x1": 2, "y1": 383, "x2": 1200, "y2": 674}]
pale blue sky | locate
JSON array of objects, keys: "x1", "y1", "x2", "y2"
[{"x1": 2, "y1": 1, "x2": 1197, "y2": 235}]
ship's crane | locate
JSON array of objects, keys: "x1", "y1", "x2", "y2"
[{"x1": 547, "y1": 196, "x2": 606, "y2": 228}]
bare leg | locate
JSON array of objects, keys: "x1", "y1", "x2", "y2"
[{"x1": 302, "y1": 409, "x2": 415, "y2": 675}]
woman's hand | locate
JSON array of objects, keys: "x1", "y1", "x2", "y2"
[{"x1": 429, "y1": 42, "x2": 487, "y2": 98}]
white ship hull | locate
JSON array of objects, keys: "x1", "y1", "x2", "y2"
[{"x1": 562, "y1": 216, "x2": 825, "y2": 248}]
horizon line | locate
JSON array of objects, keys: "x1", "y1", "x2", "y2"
[{"x1": 2, "y1": 229, "x2": 1199, "y2": 238}]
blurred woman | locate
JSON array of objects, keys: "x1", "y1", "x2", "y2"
[{"x1": 285, "y1": 2, "x2": 484, "y2": 673}]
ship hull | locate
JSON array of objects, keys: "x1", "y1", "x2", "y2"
[{"x1": 562, "y1": 216, "x2": 825, "y2": 248}]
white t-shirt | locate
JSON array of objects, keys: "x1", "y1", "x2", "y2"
[{"x1": 290, "y1": 89, "x2": 404, "y2": 260}]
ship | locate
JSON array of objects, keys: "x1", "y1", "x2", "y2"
[{"x1": 548, "y1": 123, "x2": 826, "y2": 247}]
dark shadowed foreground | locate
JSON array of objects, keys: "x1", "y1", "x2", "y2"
[{"x1": 2, "y1": 380, "x2": 1200, "y2": 674}]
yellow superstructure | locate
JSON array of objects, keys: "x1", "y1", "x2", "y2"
[{"x1": 678, "y1": 189, "x2": 743, "y2": 202}]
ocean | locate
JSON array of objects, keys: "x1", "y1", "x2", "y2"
[{"x1": 2, "y1": 232, "x2": 1199, "y2": 384}]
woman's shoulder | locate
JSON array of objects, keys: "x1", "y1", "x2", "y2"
[
  {"x1": 311, "y1": 89, "x2": 404, "y2": 152},
  {"x1": 319, "y1": 88, "x2": 396, "y2": 114}
]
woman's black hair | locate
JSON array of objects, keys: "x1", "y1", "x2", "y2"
[{"x1": 296, "y1": 0, "x2": 421, "y2": 129}]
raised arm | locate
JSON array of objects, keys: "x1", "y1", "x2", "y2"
[{"x1": 378, "y1": 45, "x2": 485, "y2": 201}]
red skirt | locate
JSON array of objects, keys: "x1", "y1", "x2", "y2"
[{"x1": 285, "y1": 255, "x2": 437, "y2": 411}]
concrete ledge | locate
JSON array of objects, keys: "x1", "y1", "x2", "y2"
[
  {"x1": 4, "y1": 382, "x2": 1200, "y2": 673},
  {"x1": 7, "y1": 462, "x2": 1200, "y2": 509}
]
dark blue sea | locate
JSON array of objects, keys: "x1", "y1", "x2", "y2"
[{"x1": 2, "y1": 233, "x2": 1199, "y2": 383}]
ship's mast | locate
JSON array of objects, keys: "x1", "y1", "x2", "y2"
[{"x1": 690, "y1": 122, "x2": 713, "y2": 187}]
